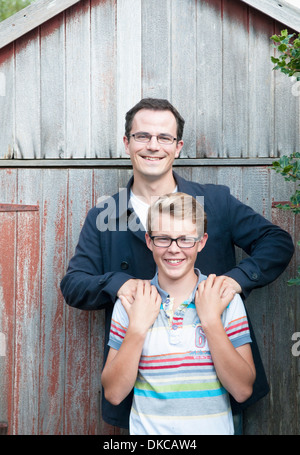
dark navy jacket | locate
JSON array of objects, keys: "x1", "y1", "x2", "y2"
[{"x1": 60, "y1": 172, "x2": 294, "y2": 428}]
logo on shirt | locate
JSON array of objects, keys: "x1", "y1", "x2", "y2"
[{"x1": 195, "y1": 324, "x2": 206, "y2": 348}]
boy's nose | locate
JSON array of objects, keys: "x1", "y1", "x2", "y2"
[{"x1": 167, "y1": 239, "x2": 182, "y2": 253}]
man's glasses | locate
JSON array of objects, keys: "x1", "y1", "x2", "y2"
[
  {"x1": 150, "y1": 236, "x2": 200, "y2": 248},
  {"x1": 130, "y1": 132, "x2": 177, "y2": 145}
]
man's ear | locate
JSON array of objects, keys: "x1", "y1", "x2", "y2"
[
  {"x1": 145, "y1": 232, "x2": 153, "y2": 251},
  {"x1": 123, "y1": 135, "x2": 130, "y2": 156},
  {"x1": 175, "y1": 139, "x2": 184, "y2": 158},
  {"x1": 197, "y1": 233, "x2": 208, "y2": 253}
]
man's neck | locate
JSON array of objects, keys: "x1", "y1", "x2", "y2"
[
  {"x1": 158, "y1": 271, "x2": 198, "y2": 310},
  {"x1": 131, "y1": 172, "x2": 177, "y2": 205}
]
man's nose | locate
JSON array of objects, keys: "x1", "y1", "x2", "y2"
[{"x1": 147, "y1": 136, "x2": 160, "y2": 150}]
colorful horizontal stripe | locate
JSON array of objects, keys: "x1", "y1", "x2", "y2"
[{"x1": 108, "y1": 273, "x2": 251, "y2": 435}]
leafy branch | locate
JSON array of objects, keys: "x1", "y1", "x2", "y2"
[
  {"x1": 271, "y1": 152, "x2": 300, "y2": 286},
  {"x1": 270, "y1": 29, "x2": 300, "y2": 80},
  {"x1": 270, "y1": 30, "x2": 300, "y2": 286},
  {"x1": 272, "y1": 152, "x2": 300, "y2": 215}
]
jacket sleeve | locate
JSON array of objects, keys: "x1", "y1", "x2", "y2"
[
  {"x1": 222, "y1": 188, "x2": 295, "y2": 299},
  {"x1": 60, "y1": 207, "x2": 134, "y2": 311}
]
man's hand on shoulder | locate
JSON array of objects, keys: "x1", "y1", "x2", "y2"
[{"x1": 219, "y1": 276, "x2": 242, "y2": 296}]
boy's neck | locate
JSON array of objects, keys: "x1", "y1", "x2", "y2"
[
  {"x1": 131, "y1": 172, "x2": 177, "y2": 205},
  {"x1": 158, "y1": 270, "x2": 199, "y2": 310}
]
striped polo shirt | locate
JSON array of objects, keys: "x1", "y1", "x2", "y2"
[{"x1": 108, "y1": 269, "x2": 252, "y2": 435}]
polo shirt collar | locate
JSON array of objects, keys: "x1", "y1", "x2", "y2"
[{"x1": 150, "y1": 268, "x2": 206, "y2": 303}]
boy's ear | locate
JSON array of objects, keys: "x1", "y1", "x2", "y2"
[
  {"x1": 145, "y1": 232, "x2": 153, "y2": 251},
  {"x1": 197, "y1": 233, "x2": 208, "y2": 253}
]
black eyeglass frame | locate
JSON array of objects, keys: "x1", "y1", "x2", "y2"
[
  {"x1": 129, "y1": 132, "x2": 177, "y2": 144},
  {"x1": 149, "y1": 235, "x2": 201, "y2": 248}
]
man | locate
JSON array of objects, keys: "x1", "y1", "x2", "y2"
[
  {"x1": 60, "y1": 98, "x2": 294, "y2": 430},
  {"x1": 101, "y1": 193, "x2": 256, "y2": 435}
]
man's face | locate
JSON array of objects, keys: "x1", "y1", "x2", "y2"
[
  {"x1": 145, "y1": 213, "x2": 207, "y2": 283},
  {"x1": 123, "y1": 109, "x2": 184, "y2": 181}
]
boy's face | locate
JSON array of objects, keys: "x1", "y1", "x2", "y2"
[{"x1": 145, "y1": 213, "x2": 208, "y2": 283}]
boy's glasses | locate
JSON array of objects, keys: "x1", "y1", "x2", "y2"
[{"x1": 150, "y1": 236, "x2": 200, "y2": 248}]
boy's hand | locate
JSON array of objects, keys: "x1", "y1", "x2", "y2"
[
  {"x1": 119, "y1": 280, "x2": 161, "y2": 335},
  {"x1": 195, "y1": 274, "x2": 236, "y2": 326}
]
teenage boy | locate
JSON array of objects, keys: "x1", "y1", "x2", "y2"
[{"x1": 101, "y1": 193, "x2": 256, "y2": 435}]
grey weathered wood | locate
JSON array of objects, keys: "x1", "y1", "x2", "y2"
[
  {"x1": 141, "y1": 0, "x2": 171, "y2": 100},
  {"x1": 64, "y1": 169, "x2": 93, "y2": 434},
  {"x1": 90, "y1": 0, "x2": 117, "y2": 159},
  {"x1": 65, "y1": 2, "x2": 91, "y2": 159},
  {"x1": 0, "y1": 0, "x2": 299, "y2": 436},
  {"x1": 196, "y1": 0, "x2": 223, "y2": 158},
  {"x1": 223, "y1": 0, "x2": 249, "y2": 158},
  {"x1": 0, "y1": 44, "x2": 14, "y2": 159},
  {"x1": 1, "y1": 0, "x2": 300, "y2": 160},
  {"x1": 116, "y1": 0, "x2": 142, "y2": 157},
  {"x1": 0, "y1": 158, "x2": 278, "y2": 167},
  {"x1": 172, "y1": 0, "x2": 197, "y2": 158},
  {"x1": 13, "y1": 169, "x2": 41, "y2": 434},
  {"x1": 38, "y1": 169, "x2": 68, "y2": 434},
  {"x1": 40, "y1": 13, "x2": 65, "y2": 159},
  {"x1": 248, "y1": 9, "x2": 275, "y2": 158},
  {"x1": 240, "y1": 0, "x2": 300, "y2": 32},
  {"x1": 0, "y1": 0, "x2": 81, "y2": 50},
  {"x1": 15, "y1": 28, "x2": 41, "y2": 159}
]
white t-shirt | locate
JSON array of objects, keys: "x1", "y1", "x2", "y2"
[{"x1": 129, "y1": 187, "x2": 178, "y2": 229}]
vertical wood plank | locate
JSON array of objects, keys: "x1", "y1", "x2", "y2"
[
  {"x1": 65, "y1": 1, "x2": 91, "y2": 158},
  {"x1": 196, "y1": 0, "x2": 223, "y2": 158},
  {"x1": 222, "y1": 0, "x2": 249, "y2": 158},
  {"x1": 15, "y1": 29, "x2": 41, "y2": 159},
  {"x1": 0, "y1": 44, "x2": 15, "y2": 159},
  {"x1": 248, "y1": 9, "x2": 275, "y2": 158},
  {"x1": 39, "y1": 169, "x2": 68, "y2": 434},
  {"x1": 13, "y1": 210, "x2": 40, "y2": 434},
  {"x1": 171, "y1": 0, "x2": 197, "y2": 158},
  {"x1": 116, "y1": 0, "x2": 142, "y2": 157},
  {"x1": 40, "y1": 13, "x2": 66, "y2": 159},
  {"x1": 64, "y1": 169, "x2": 93, "y2": 435},
  {"x1": 90, "y1": 0, "x2": 117, "y2": 158},
  {"x1": 0, "y1": 170, "x2": 17, "y2": 435},
  {"x1": 13, "y1": 169, "x2": 42, "y2": 435},
  {"x1": 141, "y1": 0, "x2": 171, "y2": 99}
]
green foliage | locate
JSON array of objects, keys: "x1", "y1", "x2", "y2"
[
  {"x1": 272, "y1": 152, "x2": 300, "y2": 285},
  {"x1": 0, "y1": 0, "x2": 35, "y2": 22},
  {"x1": 270, "y1": 29, "x2": 300, "y2": 80},
  {"x1": 272, "y1": 152, "x2": 300, "y2": 215},
  {"x1": 270, "y1": 30, "x2": 300, "y2": 286}
]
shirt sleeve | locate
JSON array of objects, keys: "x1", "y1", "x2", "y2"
[
  {"x1": 108, "y1": 298, "x2": 129, "y2": 350},
  {"x1": 222, "y1": 294, "x2": 252, "y2": 348}
]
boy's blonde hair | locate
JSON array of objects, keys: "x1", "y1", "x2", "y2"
[{"x1": 147, "y1": 192, "x2": 207, "y2": 237}]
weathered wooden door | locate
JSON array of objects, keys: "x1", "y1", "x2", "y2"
[{"x1": 0, "y1": 203, "x2": 40, "y2": 435}]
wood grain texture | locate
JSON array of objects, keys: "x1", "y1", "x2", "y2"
[
  {"x1": 0, "y1": 0, "x2": 299, "y2": 436},
  {"x1": 0, "y1": 0, "x2": 299, "y2": 160}
]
